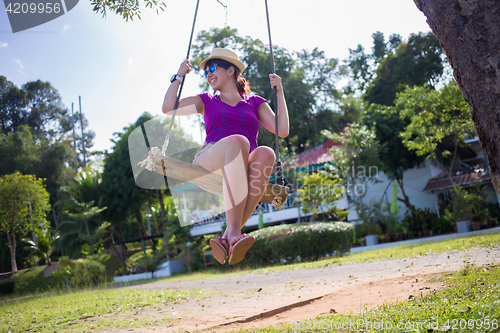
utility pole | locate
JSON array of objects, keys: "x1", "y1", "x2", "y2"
[
  {"x1": 79, "y1": 96, "x2": 87, "y2": 167},
  {"x1": 71, "y1": 103, "x2": 78, "y2": 170}
]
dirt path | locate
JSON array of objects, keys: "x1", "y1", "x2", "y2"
[{"x1": 106, "y1": 247, "x2": 499, "y2": 333}]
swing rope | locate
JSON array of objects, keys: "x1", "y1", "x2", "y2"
[
  {"x1": 264, "y1": 0, "x2": 283, "y2": 187},
  {"x1": 162, "y1": 0, "x2": 200, "y2": 156},
  {"x1": 138, "y1": 0, "x2": 200, "y2": 171},
  {"x1": 139, "y1": 0, "x2": 287, "y2": 209}
]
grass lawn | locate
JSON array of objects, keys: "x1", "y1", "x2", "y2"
[
  {"x1": 1, "y1": 231, "x2": 498, "y2": 332},
  {"x1": 241, "y1": 263, "x2": 500, "y2": 332},
  {"x1": 0, "y1": 287, "x2": 204, "y2": 332}
]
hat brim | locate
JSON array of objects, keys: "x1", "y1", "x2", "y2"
[{"x1": 200, "y1": 56, "x2": 245, "y2": 73}]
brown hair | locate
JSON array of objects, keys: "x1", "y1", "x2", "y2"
[
  {"x1": 234, "y1": 67, "x2": 252, "y2": 95},
  {"x1": 207, "y1": 59, "x2": 252, "y2": 95}
]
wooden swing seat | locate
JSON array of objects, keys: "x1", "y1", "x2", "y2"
[{"x1": 151, "y1": 154, "x2": 289, "y2": 206}]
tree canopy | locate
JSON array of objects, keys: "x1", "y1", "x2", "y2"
[
  {"x1": 0, "y1": 172, "x2": 50, "y2": 272},
  {"x1": 398, "y1": 81, "x2": 474, "y2": 180},
  {"x1": 359, "y1": 32, "x2": 444, "y2": 106}
]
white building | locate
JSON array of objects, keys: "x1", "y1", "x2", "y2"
[{"x1": 189, "y1": 138, "x2": 500, "y2": 236}]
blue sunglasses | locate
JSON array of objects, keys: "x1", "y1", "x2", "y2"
[{"x1": 204, "y1": 63, "x2": 230, "y2": 78}]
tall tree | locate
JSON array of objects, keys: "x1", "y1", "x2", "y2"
[
  {"x1": 363, "y1": 32, "x2": 444, "y2": 106},
  {"x1": 0, "y1": 76, "x2": 95, "y2": 210},
  {"x1": 0, "y1": 172, "x2": 50, "y2": 272},
  {"x1": 363, "y1": 104, "x2": 426, "y2": 210},
  {"x1": 345, "y1": 32, "x2": 403, "y2": 93},
  {"x1": 398, "y1": 81, "x2": 474, "y2": 181},
  {"x1": 412, "y1": 0, "x2": 500, "y2": 194}
]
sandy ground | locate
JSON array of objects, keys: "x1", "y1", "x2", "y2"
[{"x1": 98, "y1": 247, "x2": 499, "y2": 333}]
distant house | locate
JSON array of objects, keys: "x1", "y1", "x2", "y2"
[{"x1": 189, "y1": 137, "x2": 500, "y2": 236}]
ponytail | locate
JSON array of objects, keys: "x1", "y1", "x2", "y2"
[{"x1": 235, "y1": 70, "x2": 252, "y2": 95}]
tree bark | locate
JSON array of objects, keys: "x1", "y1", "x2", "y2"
[
  {"x1": 397, "y1": 178, "x2": 415, "y2": 211},
  {"x1": 413, "y1": 0, "x2": 500, "y2": 194},
  {"x1": 114, "y1": 224, "x2": 127, "y2": 251},
  {"x1": 5, "y1": 223, "x2": 17, "y2": 273}
]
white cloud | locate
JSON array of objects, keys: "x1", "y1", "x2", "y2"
[
  {"x1": 0, "y1": 42, "x2": 7, "y2": 48},
  {"x1": 62, "y1": 24, "x2": 71, "y2": 33},
  {"x1": 14, "y1": 59, "x2": 25, "y2": 74},
  {"x1": 128, "y1": 57, "x2": 134, "y2": 66},
  {"x1": 14, "y1": 59, "x2": 24, "y2": 69}
]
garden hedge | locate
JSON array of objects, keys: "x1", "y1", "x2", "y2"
[{"x1": 244, "y1": 221, "x2": 354, "y2": 267}]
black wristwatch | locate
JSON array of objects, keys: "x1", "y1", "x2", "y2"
[{"x1": 170, "y1": 74, "x2": 184, "y2": 83}]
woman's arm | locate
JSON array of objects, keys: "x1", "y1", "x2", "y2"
[
  {"x1": 258, "y1": 73, "x2": 289, "y2": 138},
  {"x1": 162, "y1": 59, "x2": 204, "y2": 116}
]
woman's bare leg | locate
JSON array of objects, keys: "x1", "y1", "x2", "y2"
[
  {"x1": 241, "y1": 146, "x2": 276, "y2": 225},
  {"x1": 193, "y1": 135, "x2": 250, "y2": 248}
]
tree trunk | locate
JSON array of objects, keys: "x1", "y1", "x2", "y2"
[
  {"x1": 413, "y1": 0, "x2": 500, "y2": 194},
  {"x1": 52, "y1": 206, "x2": 58, "y2": 229},
  {"x1": 107, "y1": 230, "x2": 122, "y2": 260},
  {"x1": 114, "y1": 223, "x2": 127, "y2": 251},
  {"x1": 397, "y1": 178, "x2": 415, "y2": 211},
  {"x1": 158, "y1": 190, "x2": 167, "y2": 232},
  {"x1": 5, "y1": 226, "x2": 17, "y2": 273}
]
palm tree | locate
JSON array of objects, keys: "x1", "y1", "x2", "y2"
[
  {"x1": 59, "y1": 167, "x2": 108, "y2": 257},
  {"x1": 22, "y1": 228, "x2": 60, "y2": 266}
]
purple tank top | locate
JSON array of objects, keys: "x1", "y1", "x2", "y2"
[{"x1": 199, "y1": 93, "x2": 267, "y2": 153}]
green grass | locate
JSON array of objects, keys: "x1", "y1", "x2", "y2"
[
  {"x1": 1, "y1": 231, "x2": 498, "y2": 332},
  {"x1": 239, "y1": 263, "x2": 500, "y2": 333},
  {"x1": 7, "y1": 265, "x2": 66, "y2": 296},
  {"x1": 0, "y1": 286, "x2": 204, "y2": 332}
]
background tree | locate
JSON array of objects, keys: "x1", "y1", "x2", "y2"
[
  {"x1": 101, "y1": 112, "x2": 198, "y2": 249},
  {"x1": 345, "y1": 32, "x2": 402, "y2": 93},
  {"x1": 0, "y1": 76, "x2": 95, "y2": 225},
  {"x1": 412, "y1": 0, "x2": 500, "y2": 194},
  {"x1": 363, "y1": 32, "x2": 444, "y2": 106},
  {"x1": 363, "y1": 105, "x2": 426, "y2": 211},
  {"x1": 0, "y1": 172, "x2": 50, "y2": 272},
  {"x1": 325, "y1": 123, "x2": 381, "y2": 211},
  {"x1": 297, "y1": 172, "x2": 345, "y2": 222},
  {"x1": 398, "y1": 81, "x2": 474, "y2": 181},
  {"x1": 22, "y1": 228, "x2": 59, "y2": 266}
]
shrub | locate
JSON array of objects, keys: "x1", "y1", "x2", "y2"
[
  {"x1": 56, "y1": 256, "x2": 105, "y2": 287},
  {"x1": 244, "y1": 222, "x2": 354, "y2": 267},
  {"x1": 72, "y1": 259, "x2": 106, "y2": 287}
]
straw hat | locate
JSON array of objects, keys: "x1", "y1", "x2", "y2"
[{"x1": 199, "y1": 48, "x2": 245, "y2": 73}]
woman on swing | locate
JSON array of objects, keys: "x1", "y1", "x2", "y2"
[{"x1": 162, "y1": 48, "x2": 289, "y2": 265}]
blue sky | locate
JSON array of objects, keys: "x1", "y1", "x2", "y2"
[{"x1": 0, "y1": 0, "x2": 431, "y2": 152}]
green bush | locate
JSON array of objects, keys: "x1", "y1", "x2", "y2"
[
  {"x1": 73, "y1": 259, "x2": 106, "y2": 287},
  {"x1": 56, "y1": 256, "x2": 106, "y2": 287},
  {"x1": 244, "y1": 222, "x2": 354, "y2": 267}
]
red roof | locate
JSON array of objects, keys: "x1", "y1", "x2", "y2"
[
  {"x1": 423, "y1": 170, "x2": 491, "y2": 191},
  {"x1": 293, "y1": 140, "x2": 339, "y2": 168}
]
